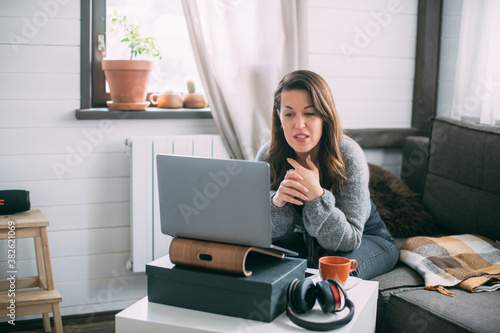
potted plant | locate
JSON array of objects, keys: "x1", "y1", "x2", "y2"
[
  {"x1": 103, "y1": 11, "x2": 162, "y2": 110},
  {"x1": 183, "y1": 79, "x2": 208, "y2": 109}
]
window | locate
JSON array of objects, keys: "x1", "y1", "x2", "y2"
[
  {"x1": 80, "y1": 0, "x2": 205, "y2": 112},
  {"x1": 106, "y1": 0, "x2": 202, "y2": 94}
]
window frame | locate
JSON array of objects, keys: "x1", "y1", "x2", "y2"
[
  {"x1": 81, "y1": 0, "x2": 107, "y2": 109},
  {"x1": 80, "y1": 0, "x2": 442, "y2": 148}
]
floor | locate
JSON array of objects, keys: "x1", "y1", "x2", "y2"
[{"x1": 0, "y1": 311, "x2": 117, "y2": 333}]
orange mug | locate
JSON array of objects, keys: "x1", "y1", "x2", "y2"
[{"x1": 319, "y1": 256, "x2": 357, "y2": 286}]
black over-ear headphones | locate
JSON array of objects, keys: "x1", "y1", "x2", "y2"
[{"x1": 286, "y1": 278, "x2": 355, "y2": 331}]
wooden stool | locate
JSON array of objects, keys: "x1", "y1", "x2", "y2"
[{"x1": 0, "y1": 209, "x2": 63, "y2": 332}]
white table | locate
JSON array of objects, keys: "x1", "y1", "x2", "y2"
[{"x1": 116, "y1": 274, "x2": 378, "y2": 333}]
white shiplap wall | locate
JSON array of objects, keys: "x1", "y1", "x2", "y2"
[
  {"x1": 306, "y1": 0, "x2": 419, "y2": 174},
  {"x1": 0, "y1": 0, "x2": 219, "y2": 319},
  {"x1": 307, "y1": 0, "x2": 418, "y2": 130},
  {"x1": 436, "y1": 0, "x2": 463, "y2": 117}
]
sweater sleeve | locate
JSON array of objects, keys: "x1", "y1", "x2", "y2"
[
  {"x1": 255, "y1": 142, "x2": 295, "y2": 241},
  {"x1": 269, "y1": 191, "x2": 296, "y2": 240},
  {"x1": 302, "y1": 137, "x2": 371, "y2": 252}
]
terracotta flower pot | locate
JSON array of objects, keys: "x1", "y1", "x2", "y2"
[
  {"x1": 102, "y1": 59, "x2": 153, "y2": 110},
  {"x1": 183, "y1": 93, "x2": 208, "y2": 108}
]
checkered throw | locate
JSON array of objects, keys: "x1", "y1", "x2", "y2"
[{"x1": 400, "y1": 234, "x2": 500, "y2": 296}]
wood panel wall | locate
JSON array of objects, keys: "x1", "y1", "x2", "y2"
[{"x1": 307, "y1": 0, "x2": 418, "y2": 129}]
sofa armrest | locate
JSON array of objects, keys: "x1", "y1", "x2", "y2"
[{"x1": 400, "y1": 136, "x2": 429, "y2": 201}]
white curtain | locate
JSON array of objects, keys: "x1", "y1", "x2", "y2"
[
  {"x1": 451, "y1": 0, "x2": 500, "y2": 126},
  {"x1": 182, "y1": 0, "x2": 304, "y2": 159}
]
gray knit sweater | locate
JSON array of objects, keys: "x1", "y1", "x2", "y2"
[{"x1": 255, "y1": 136, "x2": 371, "y2": 253}]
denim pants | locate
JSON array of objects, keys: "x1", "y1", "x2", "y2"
[{"x1": 274, "y1": 200, "x2": 400, "y2": 280}]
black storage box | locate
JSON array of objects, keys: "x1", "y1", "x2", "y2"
[{"x1": 147, "y1": 254, "x2": 306, "y2": 322}]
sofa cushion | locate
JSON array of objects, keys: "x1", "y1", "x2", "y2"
[
  {"x1": 401, "y1": 136, "x2": 430, "y2": 200},
  {"x1": 371, "y1": 262, "x2": 425, "y2": 333},
  {"x1": 372, "y1": 239, "x2": 424, "y2": 301},
  {"x1": 373, "y1": 263, "x2": 424, "y2": 294},
  {"x1": 422, "y1": 117, "x2": 500, "y2": 241},
  {"x1": 382, "y1": 287, "x2": 500, "y2": 333}
]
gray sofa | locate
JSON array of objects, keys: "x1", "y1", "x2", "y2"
[{"x1": 371, "y1": 117, "x2": 500, "y2": 333}]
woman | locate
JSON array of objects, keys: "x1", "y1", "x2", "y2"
[{"x1": 256, "y1": 70, "x2": 399, "y2": 279}]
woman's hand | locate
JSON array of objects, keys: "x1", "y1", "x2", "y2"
[
  {"x1": 272, "y1": 168, "x2": 310, "y2": 207},
  {"x1": 272, "y1": 155, "x2": 324, "y2": 207},
  {"x1": 287, "y1": 156, "x2": 324, "y2": 201}
]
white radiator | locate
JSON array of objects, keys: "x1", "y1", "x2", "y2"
[{"x1": 127, "y1": 135, "x2": 229, "y2": 272}]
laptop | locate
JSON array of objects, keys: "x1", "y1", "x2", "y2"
[{"x1": 156, "y1": 154, "x2": 297, "y2": 256}]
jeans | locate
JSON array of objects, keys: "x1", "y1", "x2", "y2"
[{"x1": 274, "y1": 200, "x2": 400, "y2": 280}]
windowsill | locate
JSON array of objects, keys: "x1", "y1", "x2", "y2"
[{"x1": 76, "y1": 107, "x2": 213, "y2": 120}]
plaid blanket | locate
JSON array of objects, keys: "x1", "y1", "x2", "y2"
[{"x1": 400, "y1": 234, "x2": 500, "y2": 296}]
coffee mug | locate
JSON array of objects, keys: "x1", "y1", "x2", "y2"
[
  {"x1": 149, "y1": 93, "x2": 183, "y2": 108},
  {"x1": 319, "y1": 256, "x2": 357, "y2": 286}
]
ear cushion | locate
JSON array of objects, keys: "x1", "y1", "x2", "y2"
[
  {"x1": 316, "y1": 279, "x2": 347, "y2": 313},
  {"x1": 315, "y1": 280, "x2": 334, "y2": 313},
  {"x1": 290, "y1": 278, "x2": 316, "y2": 314}
]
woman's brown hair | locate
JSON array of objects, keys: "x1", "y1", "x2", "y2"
[{"x1": 264, "y1": 70, "x2": 347, "y2": 191}]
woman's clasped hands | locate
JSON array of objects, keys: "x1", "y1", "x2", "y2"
[{"x1": 272, "y1": 155, "x2": 324, "y2": 208}]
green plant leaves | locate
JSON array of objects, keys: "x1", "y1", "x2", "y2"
[{"x1": 107, "y1": 11, "x2": 162, "y2": 60}]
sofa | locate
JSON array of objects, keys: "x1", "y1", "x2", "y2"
[{"x1": 368, "y1": 117, "x2": 500, "y2": 333}]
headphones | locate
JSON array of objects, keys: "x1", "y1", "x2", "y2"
[{"x1": 286, "y1": 278, "x2": 355, "y2": 331}]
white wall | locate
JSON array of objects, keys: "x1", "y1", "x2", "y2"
[
  {"x1": 436, "y1": 0, "x2": 463, "y2": 117},
  {"x1": 307, "y1": 0, "x2": 418, "y2": 129},
  {"x1": 0, "y1": 0, "x2": 218, "y2": 319},
  {"x1": 306, "y1": 0, "x2": 419, "y2": 174}
]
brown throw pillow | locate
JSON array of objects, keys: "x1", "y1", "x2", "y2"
[{"x1": 368, "y1": 163, "x2": 439, "y2": 237}]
